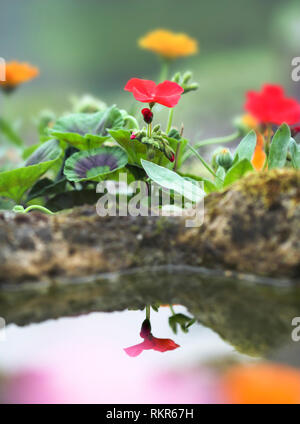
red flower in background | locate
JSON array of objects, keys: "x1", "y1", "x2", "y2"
[
  {"x1": 245, "y1": 84, "x2": 300, "y2": 126},
  {"x1": 124, "y1": 319, "x2": 180, "y2": 357},
  {"x1": 124, "y1": 78, "x2": 184, "y2": 108}
]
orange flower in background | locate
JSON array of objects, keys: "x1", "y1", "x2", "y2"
[
  {"x1": 0, "y1": 61, "x2": 39, "y2": 92},
  {"x1": 138, "y1": 29, "x2": 198, "y2": 60},
  {"x1": 240, "y1": 114, "x2": 267, "y2": 171},
  {"x1": 251, "y1": 133, "x2": 266, "y2": 171},
  {"x1": 222, "y1": 363, "x2": 300, "y2": 404}
]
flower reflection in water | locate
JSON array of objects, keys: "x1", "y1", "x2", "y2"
[{"x1": 124, "y1": 319, "x2": 180, "y2": 357}]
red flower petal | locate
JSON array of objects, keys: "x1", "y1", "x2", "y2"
[
  {"x1": 245, "y1": 84, "x2": 300, "y2": 125},
  {"x1": 154, "y1": 81, "x2": 184, "y2": 108},
  {"x1": 151, "y1": 337, "x2": 180, "y2": 353},
  {"x1": 124, "y1": 78, "x2": 156, "y2": 103},
  {"x1": 124, "y1": 78, "x2": 183, "y2": 108}
]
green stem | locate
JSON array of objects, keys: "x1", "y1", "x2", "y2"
[
  {"x1": 182, "y1": 131, "x2": 239, "y2": 164},
  {"x1": 124, "y1": 115, "x2": 139, "y2": 130},
  {"x1": 170, "y1": 305, "x2": 176, "y2": 315},
  {"x1": 146, "y1": 305, "x2": 151, "y2": 320},
  {"x1": 187, "y1": 143, "x2": 221, "y2": 181},
  {"x1": 173, "y1": 141, "x2": 181, "y2": 172},
  {"x1": 166, "y1": 108, "x2": 174, "y2": 134},
  {"x1": 159, "y1": 59, "x2": 170, "y2": 82},
  {"x1": 13, "y1": 205, "x2": 55, "y2": 215}
]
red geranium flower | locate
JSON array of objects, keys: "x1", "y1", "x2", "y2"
[
  {"x1": 124, "y1": 78, "x2": 184, "y2": 108},
  {"x1": 124, "y1": 319, "x2": 180, "y2": 357},
  {"x1": 245, "y1": 84, "x2": 300, "y2": 126}
]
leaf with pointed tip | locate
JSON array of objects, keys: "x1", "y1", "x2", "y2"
[
  {"x1": 223, "y1": 158, "x2": 254, "y2": 187},
  {"x1": 141, "y1": 159, "x2": 204, "y2": 202},
  {"x1": 64, "y1": 146, "x2": 128, "y2": 182},
  {"x1": 234, "y1": 130, "x2": 257, "y2": 162},
  {"x1": 268, "y1": 124, "x2": 291, "y2": 169},
  {"x1": 50, "y1": 106, "x2": 124, "y2": 150}
]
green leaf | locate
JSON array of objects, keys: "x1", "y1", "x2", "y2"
[
  {"x1": 50, "y1": 105, "x2": 124, "y2": 150},
  {"x1": 215, "y1": 166, "x2": 225, "y2": 189},
  {"x1": 26, "y1": 177, "x2": 67, "y2": 202},
  {"x1": 25, "y1": 139, "x2": 62, "y2": 166},
  {"x1": 141, "y1": 159, "x2": 204, "y2": 202},
  {"x1": 223, "y1": 158, "x2": 254, "y2": 187},
  {"x1": 64, "y1": 146, "x2": 128, "y2": 182},
  {"x1": 0, "y1": 144, "x2": 62, "y2": 203},
  {"x1": 289, "y1": 138, "x2": 300, "y2": 169},
  {"x1": 234, "y1": 130, "x2": 257, "y2": 162},
  {"x1": 109, "y1": 129, "x2": 146, "y2": 164},
  {"x1": 0, "y1": 117, "x2": 23, "y2": 147},
  {"x1": 268, "y1": 124, "x2": 291, "y2": 169}
]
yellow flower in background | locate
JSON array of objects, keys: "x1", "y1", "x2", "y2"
[
  {"x1": 138, "y1": 29, "x2": 198, "y2": 60},
  {"x1": 0, "y1": 61, "x2": 39, "y2": 92}
]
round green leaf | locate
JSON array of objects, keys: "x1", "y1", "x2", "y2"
[
  {"x1": 50, "y1": 106, "x2": 124, "y2": 150},
  {"x1": 64, "y1": 146, "x2": 128, "y2": 182}
]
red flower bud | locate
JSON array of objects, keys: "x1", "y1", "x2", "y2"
[
  {"x1": 141, "y1": 108, "x2": 153, "y2": 124},
  {"x1": 169, "y1": 153, "x2": 175, "y2": 162},
  {"x1": 130, "y1": 133, "x2": 137, "y2": 140}
]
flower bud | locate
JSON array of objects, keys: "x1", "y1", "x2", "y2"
[
  {"x1": 141, "y1": 108, "x2": 153, "y2": 124},
  {"x1": 182, "y1": 71, "x2": 192, "y2": 84},
  {"x1": 163, "y1": 144, "x2": 176, "y2": 162},
  {"x1": 140, "y1": 319, "x2": 151, "y2": 338},
  {"x1": 216, "y1": 148, "x2": 233, "y2": 170},
  {"x1": 172, "y1": 72, "x2": 181, "y2": 83}
]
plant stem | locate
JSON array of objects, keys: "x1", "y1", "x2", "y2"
[
  {"x1": 124, "y1": 115, "x2": 139, "y2": 130},
  {"x1": 146, "y1": 305, "x2": 151, "y2": 320},
  {"x1": 187, "y1": 143, "x2": 221, "y2": 181},
  {"x1": 166, "y1": 108, "x2": 174, "y2": 134},
  {"x1": 170, "y1": 305, "x2": 176, "y2": 315},
  {"x1": 173, "y1": 141, "x2": 181, "y2": 172},
  {"x1": 159, "y1": 59, "x2": 170, "y2": 82},
  {"x1": 13, "y1": 205, "x2": 55, "y2": 215}
]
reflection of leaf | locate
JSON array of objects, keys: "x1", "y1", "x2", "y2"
[
  {"x1": 0, "y1": 145, "x2": 62, "y2": 203},
  {"x1": 45, "y1": 190, "x2": 100, "y2": 212},
  {"x1": 64, "y1": 146, "x2": 128, "y2": 182},
  {"x1": 268, "y1": 124, "x2": 291, "y2": 169},
  {"x1": 141, "y1": 159, "x2": 204, "y2": 202},
  {"x1": 169, "y1": 313, "x2": 196, "y2": 334},
  {"x1": 50, "y1": 106, "x2": 123, "y2": 150},
  {"x1": 223, "y1": 159, "x2": 253, "y2": 187}
]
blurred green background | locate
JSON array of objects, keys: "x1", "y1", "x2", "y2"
[{"x1": 0, "y1": 0, "x2": 300, "y2": 145}]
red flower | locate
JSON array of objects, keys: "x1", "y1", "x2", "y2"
[
  {"x1": 124, "y1": 319, "x2": 180, "y2": 357},
  {"x1": 124, "y1": 78, "x2": 184, "y2": 108},
  {"x1": 245, "y1": 84, "x2": 300, "y2": 126}
]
